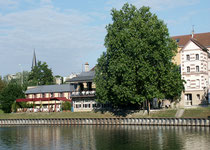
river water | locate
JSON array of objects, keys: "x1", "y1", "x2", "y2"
[{"x1": 0, "y1": 125, "x2": 209, "y2": 150}]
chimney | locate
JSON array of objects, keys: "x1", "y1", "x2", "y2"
[
  {"x1": 191, "y1": 25, "x2": 195, "y2": 38},
  {"x1": 84, "y1": 62, "x2": 89, "y2": 72}
]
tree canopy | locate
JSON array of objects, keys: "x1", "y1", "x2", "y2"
[
  {"x1": 28, "y1": 61, "x2": 54, "y2": 85},
  {"x1": 0, "y1": 76, "x2": 6, "y2": 93},
  {"x1": 0, "y1": 81, "x2": 25, "y2": 113},
  {"x1": 95, "y1": 4, "x2": 184, "y2": 108}
]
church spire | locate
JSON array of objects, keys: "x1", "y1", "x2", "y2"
[{"x1": 32, "y1": 49, "x2": 37, "y2": 70}]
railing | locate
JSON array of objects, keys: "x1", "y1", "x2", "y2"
[
  {"x1": 71, "y1": 91, "x2": 96, "y2": 97},
  {"x1": 0, "y1": 118, "x2": 209, "y2": 127}
]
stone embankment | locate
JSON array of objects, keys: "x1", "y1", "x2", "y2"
[{"x1": 0, "y1": 118, "x2": 209, "y2": 127}]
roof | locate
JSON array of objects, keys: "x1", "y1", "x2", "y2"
[
  {"x1": 90, "y1": 66, "x2": 96, "y2": 71},
  {"x1": 172, "y1": 32, "x2": 210, "y2": 47},
  {"x1": 25, "y1": 84, "x2": 75, "y2": 94},
  {"x1": 190, "y1": 38, "x2": 208, "y2": 52},
  {"x1": 68, "y1": 71, "x2": 95, "y2": 82}
]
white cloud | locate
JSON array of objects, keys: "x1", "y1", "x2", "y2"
[
  {"x1": 0, "y1": 5, "x2": 106, "y2": 76},
  {"x1": 0, "y1": 0, "x2": 19, "y2": 10},
  {"x1": 106, "y1": 0, "x2": 200, "y2": 11},
  {"x1": 40, "y1": 0, "x2": 52, "y2": 6}
]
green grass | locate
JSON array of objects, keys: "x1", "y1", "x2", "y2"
[
  {"x1": 0, "y1": 107, "x2": 210, "y2": 119},
  {"x1": 0, "y1": 109, "x2": 3, "y2": 114},
  {"x1": 182, "y1": 106, "x2": 210, "y2": 118},
  {"x1": 148, "y1": 109, "x2": 177, "y2": 118},
  {"x1": 0, "y1": 111, "x2": 117, "y2": 119},
  {"x1": 0, "y1": 109, "x2": 177, "y2": 119}
]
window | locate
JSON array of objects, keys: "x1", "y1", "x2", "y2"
[
  {"x1": 196, "y1": 66, "x2": 199, "y2": 72},
  {"x1": 87, "y1": 82, "x2": 92, "y2": 91},
  {"x1": 92, "y1": 104, "x2": 97, "y2": 108},
  {"x1": 196, "y1": 54, "x2": 199, "y2": 60},
  {"x1": 197, "y1": 94, "x2": 200, "y2": 100},
  {"x1": 176, "y1": 39, "x2": 180, "y2": 43},
  {"x1": 76, "y1": 104, "x2": 81, "y2": 108},
  {"x1": 34, "y1": 94, "x2": 36, "y2": 98},
  {"x1": 187, "y1": 66, "x2": 190, "y2": 72},
  {"x1": 185, "y1": 94, "x2": 192, "y2": 100},
  {"x1": 51, "y1": 93, "x2": 53, "y2": 98},
  {"x1": 60, "y1": 92, "x2": 63, "y2": 97},
  {"x1": 83, "y1": 104, "x2": 91, "y2": 108},
  {"x1": 186, "y1": 55, "x2": 190, "y2": 61},
  {"x1": 196, "y1": 79, "x2": 200, "y2": 87},
  {"x1": 79, "y1": 83, "x2": 84, "y2": 91},
  {"x1": 42, "y1": 93, "x2": 45, "y2": 98},
  {"x1": 187, "y1": 80, "x2": 190, "y2": 87}
]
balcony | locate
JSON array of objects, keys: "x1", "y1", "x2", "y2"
[{"x1": 71, "y1": 91, "x2": 96, "y2": 98}]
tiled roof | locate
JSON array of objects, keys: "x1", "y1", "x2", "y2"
[
  {"x1": 172, "y1": 32, "x2": 210, "y2": 47},
  {"x1": 191, "y1": 38, "x2": 208, "y2": 52},
  {"x1": 68, "y1": 71, "x2": 95, "y2": 82},
  {"x1": 25, "y1": 84, "x2": 75, "y2": 94}
]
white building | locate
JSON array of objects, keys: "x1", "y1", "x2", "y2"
[{"x1": 180, "y1": 34, "x2": 210, "y2": 106}]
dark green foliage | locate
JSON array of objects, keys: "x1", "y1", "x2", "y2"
[
  {"x1": 28, "y1": 61, "x2": 54, "y2": 85},
  {"x1": 95, "y1": 3, "x2": 184, "y2": 107},
  {"x1": 0, "y1": 77, "x2": 6, "y2": 93},
  {"x1": 0, "y1": 82, "x2": 25, "y2": 113},
  {"x1": 62, "y1": 101, "x2": 71, "y2": 111}
]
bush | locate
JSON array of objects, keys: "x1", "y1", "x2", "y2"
[
  {"x1": 62, "y1": 101, "x2": 71, "y2": 111},
  {"x1": 0, "y1": 82, "x2": 25, "y2": 113},
  {"x1": 11, "y1": 101, "x2": 20, "y2": 112}
]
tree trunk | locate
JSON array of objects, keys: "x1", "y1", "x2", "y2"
[{"x1": 147, "y1": 100, "x2": 150, "y2": 115}]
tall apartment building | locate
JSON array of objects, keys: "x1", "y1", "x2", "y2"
[{"x1": 172, "y1": 32, "x2": 210, "y2": 106}]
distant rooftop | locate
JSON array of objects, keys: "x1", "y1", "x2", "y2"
[
  {"x1": 172, "y1": 32, "x2": 210, "y2": 47},
  {"x1": 67, "y1": 71, "x2": 95, "y2": 82}
]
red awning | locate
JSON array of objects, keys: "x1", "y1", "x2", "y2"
[{"x1": 16, "y1": 97, "x2": 71, "y2": 102}]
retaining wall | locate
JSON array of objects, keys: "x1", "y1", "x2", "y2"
[{"x1": 0, "y1": 118, "x2": 209, "y2": 126}]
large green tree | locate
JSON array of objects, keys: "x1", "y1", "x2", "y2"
[
  {"x1": 28, "y1": 61, "x2": 54, "y2": 85},
  {"x1": 0, "y1": 81, "x2": 25, "y2": 113},
  {"x1": 95, "y1": 4, "x2": 184, "y2": 109}
]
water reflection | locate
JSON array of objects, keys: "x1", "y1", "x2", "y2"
[{"x1": 0, "y1": 125, "x2": 209, "y2": 150}]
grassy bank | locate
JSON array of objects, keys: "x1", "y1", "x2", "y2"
[
  {"x1": 0, "y1": 107, "x2": 209, "y2": 119},
  {"x1": 182, "y1": 106, "x2": 210, "y2": 118}
]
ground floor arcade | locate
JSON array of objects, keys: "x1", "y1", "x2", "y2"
[{"x1": 16, "y1": 97, "x2": 71, "y2": 112}]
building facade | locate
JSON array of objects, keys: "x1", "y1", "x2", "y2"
[
  {"x1": 67, "y1": 63, "x2": 98, "y2": 112},
  {"x1": 16, "y1": 84, "x2": 73, "y2": 112},
  {"x1": 172, "y1": 32, "x2": 210, "y2": 107}
]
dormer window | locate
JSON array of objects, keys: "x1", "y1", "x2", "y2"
[
  {"x1": 176, "y1": 39, "x2": 180, "y2": 43},
  {"x1": 186, "y1": 55, "x2": 190, "y2": 61},
  {"x1": 196, "y1": 54, "x2": 199, "y2": 60}
]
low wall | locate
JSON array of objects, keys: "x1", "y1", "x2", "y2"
[{"x1": 0, "y1": 118, "x2": 210, "y2": 126}]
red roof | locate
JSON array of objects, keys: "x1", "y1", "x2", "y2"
[
  {"x1": 172, "y1": 32, "x2": 210, "y2": 47},
  {"x1": 16, "y1": 97, "x2": 71, "y2": 102}
]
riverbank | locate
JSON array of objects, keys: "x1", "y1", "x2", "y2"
[{"x1": 0, "y1": 106, "x2": 209, "y2": 119}]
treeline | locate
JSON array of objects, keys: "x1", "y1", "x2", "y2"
[{"x1": 0, "y1": 61, "x2": 55, "y2": 113}]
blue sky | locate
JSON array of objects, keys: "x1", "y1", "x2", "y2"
[{"x1": 0, "y1": 0, "x2": 210, "y2": 77}]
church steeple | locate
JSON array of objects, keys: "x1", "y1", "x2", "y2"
[{"x1": 32, "y1": 49, "x2": 37, "y2": 70}]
